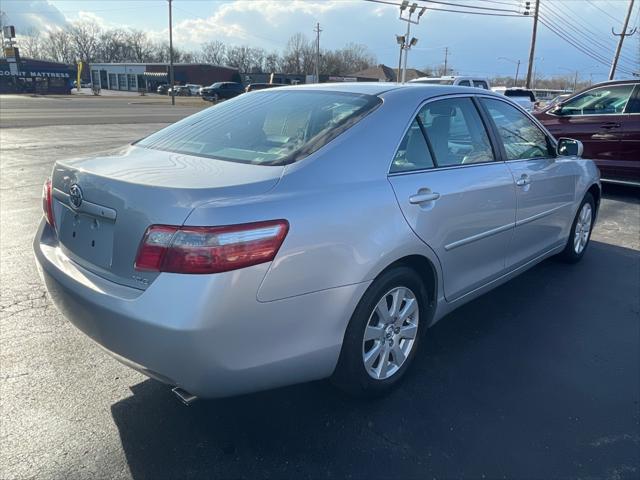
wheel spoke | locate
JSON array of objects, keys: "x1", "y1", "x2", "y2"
[
  {"x1": 399, "y1": 323, "x2": 418, "y2": 339},
  {"x1": 397, "y1": 298, "x2": 417, "y2": 325},
  {"x1": 388, "y1": 288, "x2": 403, "y2": 318},
  {"x1": 376, "y1": 347, "x2": 390, "y2": 378},
  {"x1": 375, "y1": 299, "x2": 391, "y2": 323},
  {"x1": 364, "y1": 325, "x2": 384, "y2": 342},
  {"x1": 364, "y1": 342, "x2": 383, "y2": 370},
  {"x1": 392, "y1": 344, "x2": 406, "y2": 366}
]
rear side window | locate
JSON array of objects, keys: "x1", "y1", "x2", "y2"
[
  {"x1": 458, "y1": 80, "x2": 471, "y2": 86},
  {"x1": 419, "y1": 98, "x2": 495, "y2": 166},
  {"x1": 390, "y1": 118, "x2": 435, "y2": 173},
  {"x1": 474, "y1": 80, "x2": 489, "y2": 90},
  {"x1": 137, "y1": 90, "x2": 381, "y2": 165},
  {"x1": 482, "y1": 98, "x2": 552, "y2": 160}
]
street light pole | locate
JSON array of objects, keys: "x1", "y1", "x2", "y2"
[
  {"x1": 168, "y1": 0, "x2": 175, "y2": 106},
  {"x1": 401, "y1": 14, "x2": 412, "y2": 83},
  {"x1": 397, "y1": 2, "x2": 426, "y2": 83}
]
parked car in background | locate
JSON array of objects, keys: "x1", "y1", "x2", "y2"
[
  {"x1": 245, "y1": 83, "x2": 287, "y2": 93},
  {"x1": 157, "y1": 84, "x2": 169, "y2": 95},
  {"x1": 184, "y1": 84, "x2": 203, "y2": 96},
  {"x1": 493, "y1": 87, "x2": 537, "y2": 112},
  {"x1": 535, "y1": 79, "x2": 639, "y2": 186},
  {"x1": 201, "y1": 82, "x2": 244, "y2": 102},
  {"x1": 35, "y1": 84, "x2": 600, "y2": 402},
  {"x1": 410, "y1": 76, "x2": 491, "y2": 90}
]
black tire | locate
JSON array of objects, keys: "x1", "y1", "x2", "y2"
[
  {"x1": 558, "y1": 192, "x2": 595, "y2": 263},
  {"x1": 331, "y1": 266, "x2": 428, "y2": 397}
]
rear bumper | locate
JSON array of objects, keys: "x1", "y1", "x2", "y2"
[{"x1": 34, "y1": 221, "x2": 368, "y2": 398}]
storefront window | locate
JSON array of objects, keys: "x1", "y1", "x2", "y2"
[
  {"x1": 108, "y1": 73, "x2": 116, "y2": 90},
  {"x1": 91, "y1": 70, "x2": 100, "y2": 88},
  {"x1": 128, "y1": 74, "x2": 137, "y2": 91},
  {"x1": 118, "y1": 74, "x2": 127, "y2": 90}
]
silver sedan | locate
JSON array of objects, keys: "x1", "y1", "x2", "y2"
[{"x1": 35, "y1": 83, "x2": 600, "y2": 402}]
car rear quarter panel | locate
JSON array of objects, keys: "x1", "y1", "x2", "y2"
[{"x1": 185, "y1": 92, "x2": 445, "y2": 306}]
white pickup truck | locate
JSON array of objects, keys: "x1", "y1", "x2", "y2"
[{"x1": 409, "y1": 76, "x2": 491, "y2": 90}]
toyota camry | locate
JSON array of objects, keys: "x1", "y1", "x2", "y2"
[{"x1": 34, "y1": 83, "x2": 600, "y2": 402}]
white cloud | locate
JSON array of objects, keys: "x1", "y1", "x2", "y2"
[
  {"x1": 168, "y1": 0, "x2": 351, "y2": 48},
  {"x1": 1, "y1": 0, "x2": 68, "y2": 33}
]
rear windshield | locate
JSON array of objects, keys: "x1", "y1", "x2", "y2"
[{"x1": 137, "y1": 90, "x2": 381, "y2": 165}]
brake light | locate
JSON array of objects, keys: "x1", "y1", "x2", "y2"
[
  {"x1": 42, "y1": 178, "x2": 55, "y2": 227},
  {"x1": 135, "y1": 220, "x2": 289, "y2": 274}
]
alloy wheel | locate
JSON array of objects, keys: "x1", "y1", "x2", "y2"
[
  {"x1": 574, "y1": 203, "x2": 592, "y2": 254},
  {"x1": 361, "y1": 286, "x2": 419, "y2": 380}
]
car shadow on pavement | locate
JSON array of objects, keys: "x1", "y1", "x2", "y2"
[{"x1": 111, "y1": 240, "x2": 639, "y2": 480}]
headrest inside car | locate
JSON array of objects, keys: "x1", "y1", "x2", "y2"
[{"x1": 428, "y1": 104, "x2": 456, "y2": 116}]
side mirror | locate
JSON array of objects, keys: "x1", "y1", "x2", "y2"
[{"x1": 557, "y1": 138, "x2": 583, "y2": 157}]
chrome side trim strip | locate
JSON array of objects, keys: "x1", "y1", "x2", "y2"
[
  {"x1": 515, "y1": 203, "x2": 571, "y2": 227},
  {"x1": 444, "y1": 222, "x2": 514, "y2": 251}
]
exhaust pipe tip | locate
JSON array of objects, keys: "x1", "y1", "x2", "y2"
[{"x1": 172, "y1": 387, "x2": 198, "y2": 406}]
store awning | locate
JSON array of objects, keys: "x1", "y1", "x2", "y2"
[{"x1": 143, "y1": 72, "x2": 168, "y2": 80}]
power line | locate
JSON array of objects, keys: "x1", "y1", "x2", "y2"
[
  {"x1": 585, "y1": 0, "x2": 624, "y2": 24},
  {"x1": 544, "y1": 1, "x2": 638, "y2": 65},
  {"x1": 539, "y1": 4, "x2": 637, "y2": 68},
  {"x1": 539, "y1": 17, "x2": 634, "y2": 75},
  {"x1": 540, "y1": 6, "x2": 637, "y2": 71},
  {"x1": 415, "y1": 0, "x2": 522, "y2": 13},
  {"x1": 364, "y1": 0, "x2": 525, "y2": 17}
]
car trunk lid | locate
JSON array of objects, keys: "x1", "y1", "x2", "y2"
[{"x1": 50, "y1": 145, "x2": 284, "y2": 289}]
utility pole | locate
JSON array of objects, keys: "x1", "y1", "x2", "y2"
[
  {"x1": 515, "y1": 59, "x2": 521, "y2": 86},
  {"x1": 443, "y1": 47, "x2": 449, "y2": 76},
  {"x1": 525, "y1": 0, "x2": 539, "y2": 89},
  {"x1": 609, "y1": 0, "x2": 636, "y2": 80},
  {"x1": 168, "y1": 0, "x2": 175, "y2": 106},
  {"x1": 314, "y1": 22, "x2": 322, "y2": 83}
]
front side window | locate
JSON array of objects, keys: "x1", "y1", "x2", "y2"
[
  {"x1": 418, "y1": 98, "x2": 495, "y2": 166},
  {"x1": 482, "y1": 98, "x2": 552, "y2": 160},
  {"x1": 458, "y1": 80, "x2": 471, "y2": 86},
  {"x1": 390, "y1": 118, "x2": 435, "y2": 173},
  {"x1": 556, "y1": 84, "x2": 635, "y2": 116},
  {"x1": 137, "y1": 90, "x2": 381, "y2": 165},
  {"x1": 474, "y1": 80, "x2": 489, "y2": 90}
]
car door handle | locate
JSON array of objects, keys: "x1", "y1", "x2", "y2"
[
  {"x1": 409, "y1": 192, "x2": 440, "y2": 204},
  {"x1": 515, "y1": 175, "x2": 530, "y2": 187},
  {"x1": 600, "y1": 122, "x2": 621, "y2": 129}
]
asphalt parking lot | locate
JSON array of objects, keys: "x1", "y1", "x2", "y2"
[{"x1": 1, "y1": 95, "x2": 638, "y2": 480}]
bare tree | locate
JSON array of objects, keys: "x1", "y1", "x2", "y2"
[
  {"x1": 199, "y1": 40, "x2": 226, "y2": 65},
  {"x1": 127, "y1": 29, "x2": 155, "y2": 62},
  {"x1": 281, "y1": 33, "x2": 314, "y2": 74},
  {"x1": 42, "y1": 29, "x2": 75, "y2": 64},
  {"x1": 18, "y1": 28, "x2": 44, "y2": 59},
  {"x1": 264, "y1": 51, "x2": 280, "y2": 73},
  {"x1": 98, "y1": 29, "x2": 128, "y2": 62},
  {"x1": 68, "y1": 21, "x2": 102, "y2": 62}
]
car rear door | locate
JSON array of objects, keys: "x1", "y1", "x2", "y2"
[
  {"x1": 480, "y1": 97, "x2": 579, "y2": 269},
  {"x1": 388, "y1": 95, "x2": 516, "y2": 301}
]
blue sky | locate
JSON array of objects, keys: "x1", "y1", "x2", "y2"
[{"x1": 3, "y1": 0, "x2": 639, "y2": 79}]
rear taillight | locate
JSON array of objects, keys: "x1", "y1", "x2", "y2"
[
  {"x1": 42, "y1": 178, "x2": 55, "y2": 227},
  {"x1": 134, "y1": 220, "x2": 289, "y2": 274}
]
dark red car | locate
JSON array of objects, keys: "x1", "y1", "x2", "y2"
[{"x1": 535, "y1": 80, "x2": 639, "y2": 186}]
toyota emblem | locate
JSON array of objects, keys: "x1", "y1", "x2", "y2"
[{"x1": 69, "y1": 184, "x2": 83, "y2": 209}]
